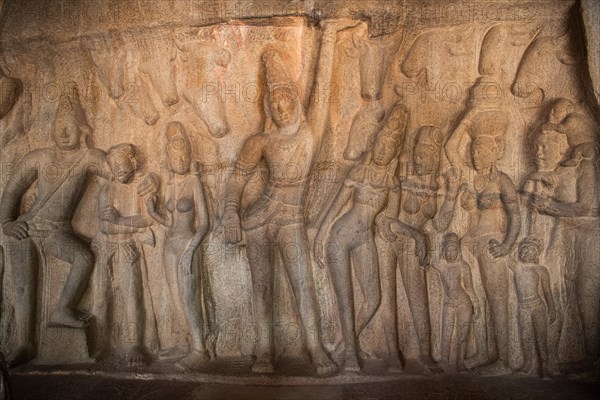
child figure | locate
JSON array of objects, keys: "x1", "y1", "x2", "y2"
[
  {"x1": 433, "y1": 232, "x2": 479, "y2": 373},
  {"x1": 511, "y1": 237, "x2": 556, "y2": 377},
  {"x1": 546, "y1": 98, "x2": 598, "y2": 168},
  {"x1": 92, "y1": 144, "x2": 155, "y2": 367}
]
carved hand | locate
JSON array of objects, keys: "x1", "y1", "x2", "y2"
[
  {"x1": 137, "y1": 172, "x2": 160, "y2": 197},
  {"x1": 459, "y1": 189, "x2": 476, "y2": 211},
  {"x1": 530, "y1": 194, "x2": 552, "y2": 214},
  {"x1": 223, "y1": 210, "x2": 242, "y2": 244},
  {"x1": 444, "y1": 166, "x2": 461, "y2": 192},
  {"x1": 414, "y1": 233, "x2": 430, "y2": 266},
  {"x1": 375, "y1": 215, "x2": 397, "y2": 242},
  {"x1": 488, "y1": 239, "x2": 509, "y2": 258},
  {"x1": 100, "y1": 206, "x2": 121, "y2": 223},
  {"x1": 2, "y1": 220, "x2": 28, "y2": 240}
]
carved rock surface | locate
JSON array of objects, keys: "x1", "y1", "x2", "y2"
[{"x1": 0, "y1": 0, "x2": 599, "y2": 392}]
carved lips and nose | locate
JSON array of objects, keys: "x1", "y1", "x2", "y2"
[{"x1": 272, "y1": 96, "x2": 295, "y2": 127}]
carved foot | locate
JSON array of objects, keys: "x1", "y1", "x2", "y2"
[
  {"x1": 464, "y1": 353, "x2": 491, "y2": 370},
  {"x1": 357, "y1": 346, "x2": 372, "y2": 360},
  {"x1": 7, "y1": 344, "x2": 35, "y2": 367},
  {"x1": 385, "y1": 352, "x2": 403, "y2": 373},
  {"x1": 438, "y1": 360, "x2": 459, "y2": 374},
  {"x1": 309, "y1": 347, "x2": 337, "y2": 376},
  {"x1": 419, "y1": 355, "x2": 444, "y2": 375},
  {"x1": 458, "y1": 361, "x2": 470, "y2": 373},
  {"x1": 48, "y1": 309, "x2": 90, "y2": 329},
  {"x1": 541, "y1": 366, "x2": 556, "y2": 379},
  {"x1": 158, "y1": 344, "x2": 188, "y2": 361},
  {"x1": 125, "y1": 346, "x2": 145, "y2": 367},
  {"x1": 342, "y1": 350, "x2": 361, "y2": 372},
  {"x1": 478, "y1": 360, "x2": 513, "y2": 376},
  {"x1": 205, "y1": 332, "x2": 218, "y2": 360},
  {"x1": 519, "y1": 365, "x2": 540, "y2": 377},
  {"x1": 519, "y1": 359, "x2": 535, "y2": 376},
  {"x1": 175, "y1": 349, "x2": 210, "y2": 371},
  {"x1": 251, "y1": 353, "x2": 275, "y2": 374}
]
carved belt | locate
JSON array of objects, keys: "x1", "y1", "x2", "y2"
[{"x1": 25, "y1": 218, "x2": 72, "y2": 237}]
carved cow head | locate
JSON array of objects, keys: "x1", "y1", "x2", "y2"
[
  {"x1": 353, "y1": 30, "x2": 402, "y2": 101},
  {"x1": 175, "y1": 38, "x2": 231, "y2": 138},
  {"x1": 401, "y1": 25, "x2": 474, "y2": 87},
  {"x1": 88, "y1": 37, "x2": 129, "y2": 100},
  {"x1": 138, "y1": 35, "x2": 179, "y2": 107},
  {"x1": 479, "y1": 23, "x2": 540, "y2": 78},
  {"x1": 511, "y1": 32, "x2": 579, "y2": 101}
]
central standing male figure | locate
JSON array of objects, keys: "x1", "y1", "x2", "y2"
[{"x1": 223, "y1": 48, "x2": 336, "y2": 375}]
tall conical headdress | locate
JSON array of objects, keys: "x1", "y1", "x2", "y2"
[
  {"x1": 52, "y1": 88, "x2": 92, "y2": 138},
  {"x1": 165, "y1": 120, "x2": 191, "y2": 152},
  {"x1": 376, "y1": 102, "x2": 409, "y2": 145},
  {"x1": 469, "y1": 110, "x2": 508, "y2": 155},
  {"x1": 415, "y1": 125, "x2": 443, "y2": 153},
  {"x1": 262, "y1": 47, "x2": 299, "y2": 101}
]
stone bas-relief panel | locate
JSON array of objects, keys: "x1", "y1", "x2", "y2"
[{"x1": 0, "y1": 0, "x2": 598, "y2": 382}]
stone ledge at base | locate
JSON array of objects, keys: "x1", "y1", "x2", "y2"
[
  {"x1": 8, "y1": 369, "x2": 600, "y2": 400},
  {"x1": 34, "y1": 326, "x2": 94, "y2": 366}
]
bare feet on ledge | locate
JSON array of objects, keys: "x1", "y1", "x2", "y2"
[
  {"x1": 309, "y1": 346, "x2": 337, "y2": 375},
  {"x1": 175, "y1": 349, "x2": 210, "y2": 371},
  {"x1": 341, "y1": 350, "x2": 361, "y2": 373},
  {"x1": 385, "y1": 352, "x2": 403, "y2": 374},
  {"x1": 478, "y1": 360, "x2": 513, "y2": 376},
  {"x1": 251, "y1": 353, "x2": 275, "y2": 374},
  {"x1": 420, "y1": 355, "x2": 444, "y2": 375},
  {"x1": 158, "y1": 344, "x2": 188, "y2": 361},
  {"x1": 125, "y1": 346, "x2": 145, "y2": 367}
]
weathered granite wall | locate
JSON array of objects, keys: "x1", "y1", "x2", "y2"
[{"x1": 0, "y1": 0, "x2": 598, "y2": 380}]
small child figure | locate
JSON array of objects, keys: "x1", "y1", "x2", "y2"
[
  {"x1": 511, "y1": 237, "x2": 556, "y2": 377},
  {"x1": 546, "y1": 98, "x2": 598, "y2": 168},
  {"x1": 432, "y1": 232, "x2": 479, "y2": 373},
  {"x1": 92, "y1": 144, "x2": 154, "y2": 367}
]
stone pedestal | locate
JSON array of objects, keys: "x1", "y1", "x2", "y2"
[
  {"x1": 33, "y1": 242, "x2": 92, "y2": 365},
  {"x1": 35, "y1": 326, "x2": 93, "y2": 365}
]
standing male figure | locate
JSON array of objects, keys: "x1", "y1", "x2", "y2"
[
  {"x1": 0, "y1": 93, "x2": 156, "y2": 366},
  {"x1": 223, "y1": 48, "x2": 336, "y2": 375}
]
